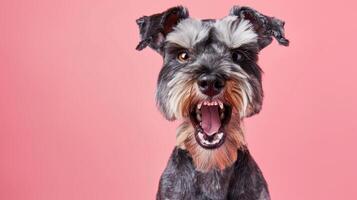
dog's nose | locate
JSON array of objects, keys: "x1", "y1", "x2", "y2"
[{"x1": 197, "y1": 74, "x2": 225, "y2": 97}]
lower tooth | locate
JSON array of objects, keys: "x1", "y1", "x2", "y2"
[
  {"x1": 197, "y1": 114, "x2": 201, "y2": 121},
  {"x1": 220, "y1": 112, "x2": 224, "y2": 119}
]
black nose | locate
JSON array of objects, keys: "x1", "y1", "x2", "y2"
[{"x1": 197, "y1": 74, "x2": 225, "y2": 97}]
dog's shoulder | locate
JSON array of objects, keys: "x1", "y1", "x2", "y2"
[
  {"x1": 157, "y1": 148, "x2": 197, "y2": 200},
  {"x1": 228, "y1": 148, "x2": 271, "y2": 200}
]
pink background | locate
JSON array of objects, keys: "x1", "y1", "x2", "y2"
[{"x1": 1, "y1": 0, "x2": 357, "y2": 199}]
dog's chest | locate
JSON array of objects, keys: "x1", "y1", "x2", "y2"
[
  {"x1": 158, "y1": 149, "x2": 235, "y2": 200},
  {"x1": 157, "y1": 148, "x2": 270, "y2": 200},
  {"x1": 192, "y1": 169, "x2": 234, "y2": 200}
]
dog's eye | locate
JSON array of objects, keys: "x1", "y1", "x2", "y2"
[
  {"x1": 177, "y1": 51, "x2": 190, "y2": 62},
  {"x1": 231, "y1": 51, "x2": 244, "y2": 63}
]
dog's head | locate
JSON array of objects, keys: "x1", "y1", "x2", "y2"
[{"x1": 136, "y1": 6, "x2": 288, "y2": 171}]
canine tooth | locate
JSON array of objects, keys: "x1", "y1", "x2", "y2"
[
  {"x1": 196, "y1": 113, "x2": 201, "y2": 121},
  {"x1": 198, "y1": 132, "x2": 204, "y2": 140},
  {"x1": 197, "y1": 102, "x2": 202, "y2": 109},
  {"x1": 220, "y1": 112, "x2": 224, "y2": 120},
  {"x1": 218, "y1": 101, "x2": 224, "y2": 109}
]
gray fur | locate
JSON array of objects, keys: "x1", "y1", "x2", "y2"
[
  {"x1": 157, "y1": 147, "x2": 271, "y2": 200},
  {"x1": 157, "y1": 18, "x2": 262, "y2": 119},
  {"x1": 136, "y1": 5, "x2": 289, "y2": 200}
]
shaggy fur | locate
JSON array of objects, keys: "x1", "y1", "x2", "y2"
[{"x1": 136, "y1": 5, "x2": 288, "y2": 200}]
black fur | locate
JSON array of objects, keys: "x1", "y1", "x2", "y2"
[
  {"x1": 157, "y1": 147, "x2": 270, "y2": 200},
  {"x1": 135, "y1": 5, "x2": 288, "y2": 200},
  {"x1": 136, "y1": 6, "x2": 189, "y2": 53},
  {"x1": 230, "y1": 6, "x2": 289, "y2": 49}
]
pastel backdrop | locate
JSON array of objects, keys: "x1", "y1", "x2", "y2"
[{"x1": 1, "y1": 0, "x2": 356, "y2": 199}]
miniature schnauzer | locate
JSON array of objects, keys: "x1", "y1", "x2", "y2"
[{"x1": 136, "y1": 5, "x2": 289, "y2": 200}]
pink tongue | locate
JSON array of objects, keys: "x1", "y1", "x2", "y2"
[{"x1": 201, "y1": 105, "x2": 221, "y2": 136}]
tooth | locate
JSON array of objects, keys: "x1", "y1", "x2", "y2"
[
  {"x1": 198, "y1": 132, "x2": 204, "y2": 140},
  {"x1": 197, "y1": 113, "x2": 201, "y2": 121},
  {"x1": 214, "y1": 101, "x2": 218, "y2": 105},
  {"x1": 220, "y1": 112, "x2": 224, "y2": 120},
  {"x1": 198, "y1": 102, "x2": 202, "y2": 109},
  {"x1": 218, "y1": 101, "x2": 224, "y2": 109}
]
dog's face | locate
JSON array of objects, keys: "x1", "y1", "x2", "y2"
[{"x1": 136, "y1": 6, "x2": 288, "y2": 171}]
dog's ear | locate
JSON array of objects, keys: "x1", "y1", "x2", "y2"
[
  {"x1": 230, "y1": 6, "x2": 289, "y2": 50},
  {"x1": 136, "y1": 6, "x2": 189, "y2": 54}
]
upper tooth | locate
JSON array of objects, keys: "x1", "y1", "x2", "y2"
[
  {"x1": 218, "y1": 101, "x2": 224, "y2": 109},
  {"x1": 197, "y1": 102, "x2": 202, "y2": 109}
]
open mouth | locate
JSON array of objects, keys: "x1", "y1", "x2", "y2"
[{"x1": 190, "y1": 100, "x2": 232, "y2": 149}]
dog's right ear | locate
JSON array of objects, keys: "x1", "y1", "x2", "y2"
[{"x1": 136, "y1": 6, "x2": 189, "y2": 54}]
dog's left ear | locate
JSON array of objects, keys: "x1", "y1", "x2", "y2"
[
  {"x1": 136, "y1": 6, "x2": 189, "y2": 54},
  {"x1": 230, "y1": 6, "x2": 289, "y2": 50}
]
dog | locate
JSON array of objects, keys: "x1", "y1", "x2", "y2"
[{"x1": 136, "y1": 5, "x2": 288, "y2": 200}]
